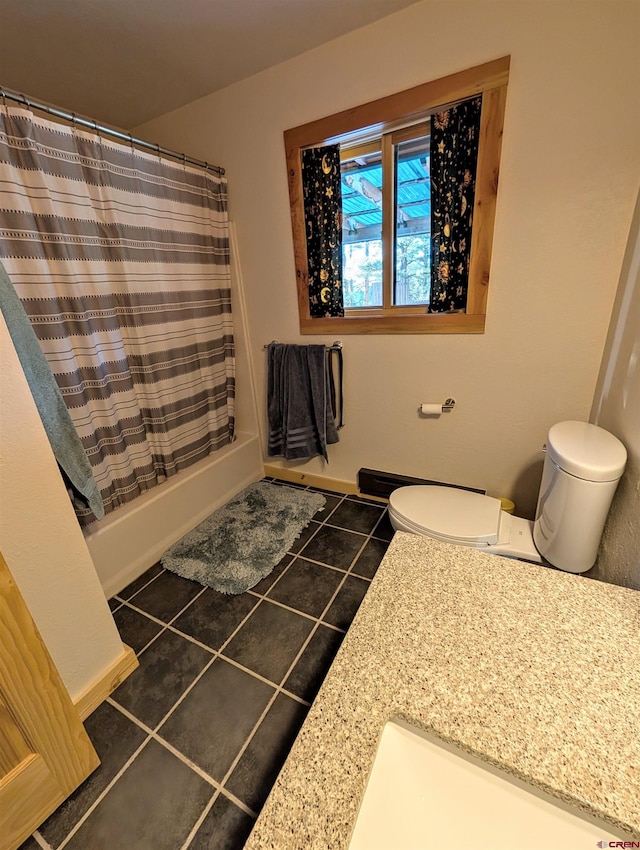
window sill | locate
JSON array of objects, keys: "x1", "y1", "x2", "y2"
[{"x1": 299, "y1": 312, "x2": 486, "y2": 335}]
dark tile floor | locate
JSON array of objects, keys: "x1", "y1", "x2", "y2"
[{"x1": 22, "y1": 480, "x2": 393, "y2": 850}]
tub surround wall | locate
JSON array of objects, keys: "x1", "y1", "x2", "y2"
[
  {"x1": 136, "y1": 0, "x2": 640, "y2": 523},
  {"x1": 246, "y1": 534, "x2": 640, "y2": 848}
]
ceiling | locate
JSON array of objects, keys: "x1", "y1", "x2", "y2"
[{"x1": 0, "y1": 0, "x2": 422, "y2": 130}]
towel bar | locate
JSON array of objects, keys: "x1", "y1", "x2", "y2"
[{"x1": 263, "y1": 340, "x2": 343, "y2": 352}]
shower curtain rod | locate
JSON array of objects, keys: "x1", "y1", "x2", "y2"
[{"x1": 0, "y1": 86, "x2": 225, "y2": 176}]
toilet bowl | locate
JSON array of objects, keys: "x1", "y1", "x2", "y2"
[{"x1": 388, "y1": 421, "x2": 627, "y2": 573}]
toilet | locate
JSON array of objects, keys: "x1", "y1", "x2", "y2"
[{"x1": 388, "y1": 421, "x2": 627, "y2": 573}]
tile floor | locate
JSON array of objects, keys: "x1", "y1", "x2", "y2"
[{"x1": 22, "y1": 480, "x2": 394, "y2": 850}]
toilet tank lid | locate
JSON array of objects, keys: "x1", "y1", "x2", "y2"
[
  {"x1": 389, "y1": 486, "x2": 503, "y2": 545},
  {"x1": 546, "y1": 421, "x2": 627, "y2": 482}
]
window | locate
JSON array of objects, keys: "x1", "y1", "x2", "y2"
[{"x1": 284, "y1": 57, "x2": 509, "y2": 334}]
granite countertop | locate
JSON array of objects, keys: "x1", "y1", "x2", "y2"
[{"x1": 245, "y1": 533, "x2": 640, "y2": 850}]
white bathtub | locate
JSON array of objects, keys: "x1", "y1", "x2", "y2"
[{"x1": 84, "y1": 431, "x2": 263, "y2": 598}]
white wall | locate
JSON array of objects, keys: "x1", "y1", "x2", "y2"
[
  {"x1": 589, "y1": 191, "x2": 640, "y2": 588},
  {"x1": 0, "y1": 313, "x2": 126, "y2": 701},
  {"x1": 138, "y1": 0, "x2": 640, "y2": 519}
]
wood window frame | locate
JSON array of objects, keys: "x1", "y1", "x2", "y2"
[{"x1": 284, "y1": 56, "x2": 510, "y2": 335}]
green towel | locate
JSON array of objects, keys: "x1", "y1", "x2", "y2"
[{"x1": 0, "y1": 259, "x2": 104, "y2": 519}]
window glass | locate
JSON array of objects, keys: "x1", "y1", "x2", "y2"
[
  {"x1": 394, "y1": 132, "x2": 430, "y2": 306},
  {"x1": 341, "y1": 148, "x2": 383, "y2": 308}
]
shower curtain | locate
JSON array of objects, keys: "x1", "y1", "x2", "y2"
[{"x1": 0, "y1": 106, "x2": 235, "y2": 524}]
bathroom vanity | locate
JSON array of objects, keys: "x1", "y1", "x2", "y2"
[{"x1": 245, "y1": 533, "x2": 640, "y2": 849}]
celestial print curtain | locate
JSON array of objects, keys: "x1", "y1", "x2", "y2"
[
  {"x1": 429, "y1": 95, "x2": 482, "y2": 313},
  {"x1": 301, "y1": 145, "x2": 344, "y2": 318},
  {"x1": 0, "y1": 106, "x2": 235, "y2": 525}
]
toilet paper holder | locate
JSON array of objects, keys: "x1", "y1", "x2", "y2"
[{"x1": 419, "y1": 398, "x2": 456, "y2": 414}]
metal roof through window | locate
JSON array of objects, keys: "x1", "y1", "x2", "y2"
[{"x1": 341, "y1": 152, "x2": 430, "y2": 239}]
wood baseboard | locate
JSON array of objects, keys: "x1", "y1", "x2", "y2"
[
  {"x1": 73, "y1": 644, "x2": 138, "y2": 721},
  {"x1": 263, "y1": 465, "x2": 387, "y2": 503}
]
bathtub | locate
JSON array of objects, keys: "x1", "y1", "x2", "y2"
[{"x1": 84, "y1": 431, "x2": 263, "y2": 598}]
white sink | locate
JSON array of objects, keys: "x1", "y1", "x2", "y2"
[{"x1": 348, "y1": 719, "x2": 629, "y2": 850}]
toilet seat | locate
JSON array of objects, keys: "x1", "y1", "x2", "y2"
[
  {"x1": 388, "y1": 485, "x2": 543, "y2": 563},
  {"x1": 389, "y1": 486, "x2": 505, "y2": 546}
]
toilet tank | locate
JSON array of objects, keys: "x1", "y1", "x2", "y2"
[{"x1": 533, "y1": 421, "x2": 627, "y2": 573}]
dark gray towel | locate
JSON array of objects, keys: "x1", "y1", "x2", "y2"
[
  {"x1": 0, "y1": 260, "x2": 104, "y2": 519},
  {"x1": 267, "y1": 343, "x2": 339, "y2": 461}
]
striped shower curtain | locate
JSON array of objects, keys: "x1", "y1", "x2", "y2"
[{"x1": 0, "y1": 106, "x2": 235, "y2": 525}]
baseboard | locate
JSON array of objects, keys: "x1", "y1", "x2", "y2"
[
  {"x1": 358, "y1": 467, "x2": 485, "y2": 500},
  {"x1": 73, "y1": 644, "x2": 138, "y2": 721},
  {"x1": 263, "y1": 465, "x2": 387, "y2": 502}
]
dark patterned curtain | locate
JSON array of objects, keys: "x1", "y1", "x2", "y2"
[
  {"x1": 429, "y1": 95, "x2": 482, "y2": 313},
  {"x1": 301, "y1": 145, "x2": 344, "y2": 317}
]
